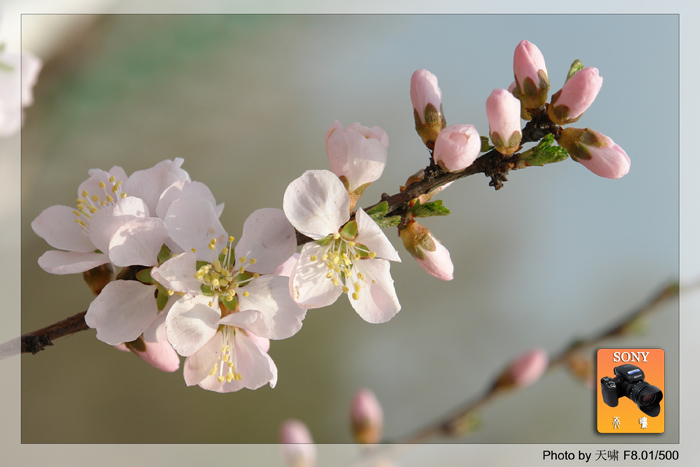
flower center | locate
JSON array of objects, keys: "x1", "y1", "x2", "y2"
[
  {"x1": 311, "y1": 233, "x2": 376, "y2": 301},
  {"x1": 73, "y1": 175, "x2": 127, "y2": 233},
  {"x1": 209, "y1": 326, "x2": 242, "y2": 383},
  {"x1": 194, "y1": 237, "x2": 258, "y2": 307}
]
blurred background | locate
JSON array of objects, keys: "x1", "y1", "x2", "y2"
[{"x1": 17, "y1": 13, "x2": 679, "y2": 449}]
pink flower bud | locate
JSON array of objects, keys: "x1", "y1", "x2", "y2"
[
  {"x1": 512, "y1": 40, "x2": 549, "y2": 110},
  {"x1": 557, "y1": 127, "x2": 630, "y2": 179},
  {"x1": 279, "y1": 419, "x2": 316, "y2": 467},
  {"x1": 410, "y1": 69, "x2": 446, "y2": 149},
  {"x1": 507, "y1": 348, "x2": 549, "y2": 388},
  {"x1": 325, "y1": 120, "x2": 389, "y2": 193},
  {"x1": 548, "y1": 67, "x2": 603, "y2": 125},
  {"x1": 399, "y1": 220, "x2": 454, "y2": 281},
  {"x1": 350, "y1": 389, "x2": 384, "y2": 444},
  {"x1": 115, "y1": 336, "x2": 181, "y2": 373},
  {"x1": 486, "y1": 89, "x2": 522, "y2": 156},
  {"x1": 433, "y1": 124, "x2": 480, "y2": 172}
]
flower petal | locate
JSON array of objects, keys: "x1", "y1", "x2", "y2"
[
  {"x1": 155, "y1": 179, "x2": 218, "y2": 220},
  {"x1": 31, "y1": 205, "x2": 95, "y2": 252},
  {"x1": 164, "y1": 197, "x2": 228, "y2": 262},
  {"x1": 236, "y1": 275, "x2": 306, "y2": 339},
  {"x1": 151, "y1": 251, "x2": 201, "y2": 294},
  {"x1": 283, "y1": 170, "x2": 349, "y2": 238},
  {"x1": 290, "y1": 243, "x2": 343, "y2": 308},
  {"x1": 88, "y1": 196, "x2": 149, "y2": 254},
  {"x1": 234, "y1": 208, "x2": 297, "y2": 274},
  {"x1": 109, "y1": 217, "x2": 169, "y2": 267},
  {"x1": 85, "y1": 280, "x2": 159, "y2": 345},
  {"x1": 37, "y1": 250, "x2": 110, "y2": 274},
  {"x1": 165, "y1": 294, "x2": 220, "y2": 357},
  {"x1": 183, "y1": 331, "x2": 223, "y2": 386},
  {"x1": 350, "y1": 259, "x2": 401, "y2": 323},
  {"x1": 355, "y1": 208, "x2": 401, "y2": 262},
  {"x1": 272, "y1": 253, "x2": 299, "y2": 277},
  {"x1": 123, "y1": 158, "x2": 190, "y2": 214}
]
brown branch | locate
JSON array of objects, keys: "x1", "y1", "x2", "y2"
[{"x1": 21, "y1": 311, "x2": 89, "y2": 354}]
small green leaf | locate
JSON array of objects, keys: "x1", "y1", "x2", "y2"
[
  {"x1": 519, "y1": 134, "x2": 569, "y2": 166},
  {"x1": 480, "y1": 136, "x2": 494, "y2": 152},
  {"x1": 409, "y1": 200, "x2": 450, "y2": 218},
  {"x1": 365, "y1": 201, "x2": 389, "y2": 220},
  {"x1": 375, "y1": 216, "x2": 401, "y2": 228},
  {"x1": 157, "y1": 244, "x2": 171, "y2": 264},
  {"x1": 340, "y1": 220, "x2": 358, "y2": 240},
  {"x1": 566, "y1": 59, "x2": 584, "y2": 82},
  {"x1": 135, "y1": 268, "x2": 154, "y2": 284}
]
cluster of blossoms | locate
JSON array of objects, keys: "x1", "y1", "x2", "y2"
[{"x1": 30, "y1": 40, "x2": 629, "y2": 395}]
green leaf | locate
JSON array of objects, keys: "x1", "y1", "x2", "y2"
[
  {"x1": 374, "y1": 216, "x2": 401, "y2": 228},
  {"x1": 566, "y1": 59, "x2": 584, "y2": 82},
  {"x1": 340, "y1": 220, "x2": 358, "y2": 240},
  {"x1": 157, "y1": 244, "x2": 171, "y2": 264},
  {"x1": 480, "y1": 136, "x2": 494, "y2": 152},
  {"x1": 365, "y1": 201, "x2": 389, "y2": 220},
  {"x1": 519, "y1": 134, "x2": 569, "y2": 166},
  {"x1": 409, "y1": 200, "x2": 450, "y2": 218},
  {"x1": 135, "y1": 268, "x2": 154, "y2": 285}
]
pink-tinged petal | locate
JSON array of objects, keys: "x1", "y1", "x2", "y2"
[
  {"x1": 31, "y1": 205, "x2": 95, "y2": 252},
  {"x1": 183, "y1": 331, "x2": 223, "y2": 386},
  {"x1": 123, "y1": 158, "x2": 190, "y2": 214},
  {"x1": 245, "y1": 330, "x2": 270, "y2": 353},
  {"x1": 217, "y1": 309, "x2": 260, "y2": 328},
  {"x1": 88, "y1": 196, "x2": 149, "y2": 254},
  {"x1": 326, "y1": 121, "x2": 389, "y2": 192},
  {"x1": 85, "y1": 280, "x2": 158, "y2": 345},
  {"x1": 290, "y1": 243, "x2": 343, "y2": 308},
  {"x1": 416, "y1": 238, "x2": 454, "y2": 281},
  {"x1": 198, "y1": 330, "x2": 278, "y2": 392},
  {"x1": 164, "y1": 197, "x2": 228, "y2": 262},
  {"x1": 109, "y1": 217, "x2": 168, "y2": 267},
  {"x1": 155, "y1": 179, "x2": 218, "y2": 220},
  {"x1": 433, "y1": 123, "x2": 482, "y2": 171},
  {"x1": 272, "y1": 253, "x2": 299, "y2": 277},
  {"x1": 236, "y1": 275, "x2": 306, "y2": 339},
  {"x1": 506, "y1": 348, "x2": 549, "y2": 388},
  {"x1": 37, "y1": 250, "x2": 109, "y2": 274},
  {"x1": 350, "y1": 259, "x2": 400, "y2": 324},
  {"x1": 548, "y1": 67, "x2": 603, "y2": 125},
  {"x1": 558, "y1": 128, "x2": 631, "y2": 179},
  {"x1": 130, "y1": 313, "x2": 181, "y2": 372},
  {"x1": 283, "y1": 170, "x2": 349, "y2": 238},
  {"x1": 165, "y1": 294, "x2": 220, "y2": 356},
  {"x1": 513, "y1": 40, "x2": 547, "y2": 89},
  {"x1": 235, "y1": 208, "x2": 297, "y2": 274},
  {"x1": 151, "y1": 251, "x2": 201, "y2": 294},
  {"x1": 410, "y1": 68, "x2": 442, "y2": 123},
  {"x1": 78, "y1": 167, "x2": 128, "y2": 202},
  {"x1": 355, "y1": 209, "x2": 401, "y2": 262}
]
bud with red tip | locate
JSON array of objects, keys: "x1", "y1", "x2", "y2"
[
  {"x1": 512, "y1": 40, "x2": 550, "y2": 115},
  {"x1": 410, "y1": 69, "x2": 447, "y2": 149},
  {"x1": 486, "y1": 89, "x2": 522, "y2": 156},
  {"x1": 350, "y1": 388, "x2": 384, "y2": 444},
  {"x1": 399, "y1": 219, "x2": 454, "y2": 281},
  {"x1": 548, "y1": 67, "x2": 603, "y2": 125},
  {"x1": 557, "y1": 127, "x2": 630, "y2": 179}
]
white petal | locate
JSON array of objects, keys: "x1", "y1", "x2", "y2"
[
  {"x1": 272, "y1": 253, "x2": 299, "y2": 277},
  {"x1": 283, "y1": 170, "x2": 349, "y2": 238},
  {"x1": 37, "y1": 250, "x2": 109, "y2": 274},
  {"x1": 164, "y1": 197, "x2": 228, "y2": 262},
  {"x1": 165, "y1": 294, "x2": 220, "y2": 357},
  {"x1": 151, "y1": 251, "x2": 201, "y2": 294},
  {"x1": 77, "y1": 167, "x2": 128, "y2": 204},
  {"x1": 31, "y1": 205, "x2": 95, "y2": 252},
  {"x1": 88, "y1": 196, "x2": 149, "y2": 254},
  {"x1": 235, "y1": 208, "x2": 297, "y2": 274},
  {"x1": 355, "y1": 208, "x2": 401, "y2": 262},
  {"x1": 109, "y1": 217, "x2": 169, "y2": 267},
  {"x1": 290, "y1": 243, "x2": 343, "y2": 308},
  {"x1": 123, "y1": 158, "x2": 190, "y2": 214},
  {"x1": 235, "y1": 275, "x2": 306, "y2": 339},
  {"x1": 85, "y1": 280, "x2": 158, "y2": 345},
  {"x1": 155, "y1": 179, "x2": 218, "y2": 220},
  {"x1": 350, "y1": 259, "x2": 401, "y2": 323},
  {"x1": 340, "y1": 129, "x2": 388, "y2": 192},
  {"x1": 183, "y1": 331, "x2": 223, "y2": 386}
]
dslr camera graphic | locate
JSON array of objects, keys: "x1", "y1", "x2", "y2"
[{"x1": 600, "y1": 364, "x2": 663, "y2": 416}]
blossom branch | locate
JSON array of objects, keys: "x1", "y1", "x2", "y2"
[{"x1": 20, "y1": 311, "x2": 89, "y2": 355}]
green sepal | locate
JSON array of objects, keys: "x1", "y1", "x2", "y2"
[
  {"x1": 365, "y1": 201, "x2": 389, "y2": 220},
  {"x1": 135, "y1": 268, "x2": 155, "y2": 285},
  {"x1": 409, "y1": 199, "x2": 450, "y2": 218},
  {"x1": 200, "y1": 284, "x2": 213, "y2": 296},
  {"x1": 317, "y1": 235, "x2": 333, "y2": 246},
  {"x1": 374, "y1": 216, "x2": 401, "y2": 228},
  {"x1": 480, "y1": 136, "x2": 494, "y2": 152},
  {"x1": 234, "y1": 271, "x2": 255, "y2": 286},
  {"x1": 155, "y1": 287, "x2": 169, "y2": 311},
  {"x1": 519, "y1": 134, "x2": 569, "y2": 166},
  {"x1": 221, "y1": 295, "x2": 238, "y2": 311},
  {"x1": 125, "y1": 336, "x2": 147, "y2": 353},
  {"x1": 157, "y1": 244, "x2": 171, "y2": 264},
  {"x1": 196, "y1": 261, "x2": 209, "y2": 270},
  {"x1": 340, "y1": 220, "x2": 358, "y2": 240},
  {"x1": 566, "y1": 59, "x2": 584, "y2": 82}
]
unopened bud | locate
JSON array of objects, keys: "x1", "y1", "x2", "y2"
[
  {"x1": 548, "y1": 66, "x2": 603, "y2": 125},
  {"x1": 486, "y1": 89, "x2": 522, "y2": 156},
  {"x1": 117, "y1": 335, "x2": 180, "y2": 373},
  {"x1": 557, "y1": 127, "x2": 630, "y2": 179},
  {"x1": 495, "y1": 348, "x2": 549, "y2": 390},
  {"x1": 410, "y1": 68, "x2": 447, "y2": 149},
  {"x1": 279, "y1": 419, "x2": 316, "y2": 467},
  {"x1": 566, "y1": 352, "x2": 594, "y2": 389},
  {"x1": 82, "y1": 263, "x2": 115, "y2": 296},
  {"x1": 399, "y1": 219, "x2": 454, "y2": 281},
  {"x1": 433, "y1": 124, "x2": 480, "y2": 172},
  {"x1": 350, "y1": 388, "x2": 384, "y2": 444},
  {"x1": 512, "y1": 40, "x2": 550, "y2": 114}
]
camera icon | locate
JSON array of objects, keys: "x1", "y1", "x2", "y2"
[{"x1": 600, "y1": 364, "x2": 663, "y2": 417}]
